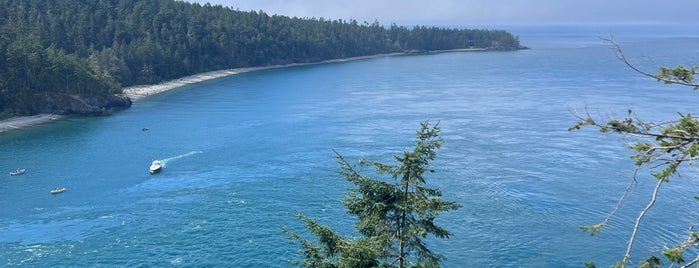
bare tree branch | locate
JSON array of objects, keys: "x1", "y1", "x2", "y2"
[
  {"x1": 679, "y1": 256, "x2": 699, "y2": 268},
  {"x1": 602, "y1": 35, "x2": 699, "y2": 88},
  {"x1": 620, "y1": 177, "x2": 664, "y2": 267},
  {"x1": 573, "y1": 36, "x2": 699, "y2": 267}
]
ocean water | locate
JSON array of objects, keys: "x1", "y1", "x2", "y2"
[{"x1": 2, "y1": 25, "x2": 699, "y2": 267}]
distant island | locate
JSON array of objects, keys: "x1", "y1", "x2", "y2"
[{"x1": 0, "y1": 0, "x2": 525, "y2": 120}]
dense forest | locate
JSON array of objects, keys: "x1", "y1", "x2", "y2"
[{"x1": 0, "y1": 0, "x2": 524, "y2": 119}]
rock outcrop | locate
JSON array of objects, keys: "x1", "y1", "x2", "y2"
[{"x1": 40, "y1": 93, "x2": 132, "y2": 116}]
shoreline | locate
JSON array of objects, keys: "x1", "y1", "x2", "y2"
[
  {"x1": 121, "y1": 52, "x2": 413, "y2": 101},
  {"x1": 0, "y1": 49, "x2": 487, "y2": 133},
  {"x1": 0, "y1": 114, "x2": 65, "y2": 134}
]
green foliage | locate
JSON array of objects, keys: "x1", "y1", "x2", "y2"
[
  {"x1": 285, "y1": 215, "x2": 383, "y2": 268},
  {"x1": 580, "y1": 223, "x2": 605, "y2": 236},
  {"x1": 0, "y1": 30, "x2": 124, "y2": 118},
  {"x1": 658, "y1": 65, "x2": 697, "y2": 87},
  {"x1": 661, "y1": 248, "x2": 684, "y2": 263},
  {"x1": 637, "y1": 256, "x2": 662, "y2": 268},
  {"x1": 287, "y1": 121, "x2": 460, "y2": 267},
  {"x1": 0, "y1": 0, "x2": 522, "y2": 119},
  {"x1": 654, "y1": 229, "x2": 699, "y2": 266},
  {"x1": 571, "y1": 111, "x2": 699, "y2": 184},
  {"x1": 570, "y1": 39, "x2": 699, "y2": 267}
]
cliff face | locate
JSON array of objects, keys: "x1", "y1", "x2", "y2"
[{"x1": 39, "y1": 94, "x2": 132, "y2": 116}]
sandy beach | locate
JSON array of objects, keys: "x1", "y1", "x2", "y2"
[
  {"x1": 120, "y1": 53, "x2": 409, "y2": 101},
  {"x1": 0, "y1": 114, "x2": 65, "y2": 133},
  {"x1": 121, "y1": 66, "x2": 274, "y2": 101},
  {"x1": 0, "y1": 49, "x2": 486, "y2": 133}
]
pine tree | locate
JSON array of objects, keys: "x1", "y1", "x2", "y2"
[{"x1": 286, "y1": 121, "x2": 461, "y2": 267}]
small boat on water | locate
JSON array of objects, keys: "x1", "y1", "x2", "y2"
[
  {"x1": 9, "y1": 168, "x2": 25, "y2": 176},
  {"x1": 149, "y1": 160, "x2": 163, "y2": 174},
  {"x1": 50, "y1": 187, "x2": 66, "y2": 194}
]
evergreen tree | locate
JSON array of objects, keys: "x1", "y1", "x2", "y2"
[
  {"x1": 0, "y1": 0, "x2": 523, "y2": 119},
  {"x1": 287, "y1": 121, "x2": 461, "y2": 267}
]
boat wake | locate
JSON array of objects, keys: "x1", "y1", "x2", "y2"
[{"x1": 161, "y1": 151, "x2": 203, "y2": 167}]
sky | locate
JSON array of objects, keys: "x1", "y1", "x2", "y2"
[{"x1": 190, "y1": 0, "x2": 698, "y2": 26}]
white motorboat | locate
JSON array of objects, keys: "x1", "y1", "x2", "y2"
[
  {"x1": 50, "y1": 187, "x2": 66, "y2": 194},
  {"x1": 149, "y1": 160, "x2": 163, "y2": 174},
  {"x1": 9, "y1": 168, "x2": 25, "y2": 176}
]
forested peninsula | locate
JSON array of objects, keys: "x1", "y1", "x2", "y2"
[{"x1": 0, "y1": 0, "x2": 524, "y2": 119}]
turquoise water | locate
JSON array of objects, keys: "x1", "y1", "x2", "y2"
[{"x1": 2, "y1": 25, "x2": 699, "y2": 267}]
